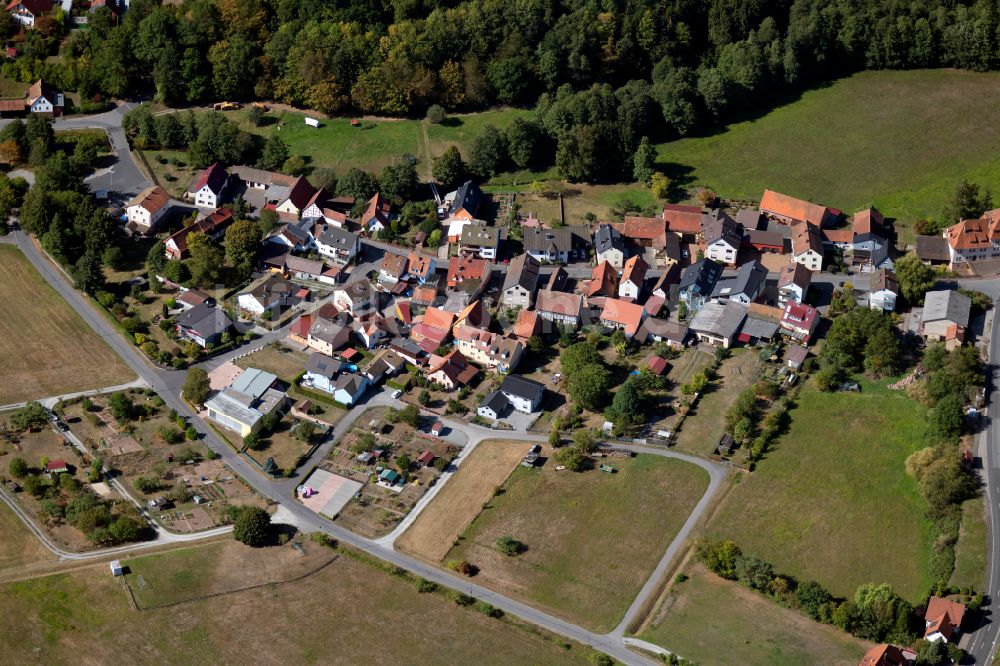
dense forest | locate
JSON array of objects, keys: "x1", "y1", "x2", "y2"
[{"x1": 12, "y1": 0, "x2": 1000, "y2": 182}]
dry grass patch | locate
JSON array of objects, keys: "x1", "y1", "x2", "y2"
[
  {"x1": 0, "y1": 543, "x2": 590, "y2": 665},
  {"x1": 234, "y1": 346, "x2": 310, "y2": 383},
  {"x1": 637, "y1": 564, "x2": 869, "y2": 665},
  {"x1": 0, "y1": 245, "x2": 134, "y2": 405},
  {"x1": 396, "y1": 439, "x2": 527, "y2": 562},
  {"x1": 446, "y1": 450, "x2": 710, "y2": 632},
  {"x1": 0, "y1": 500, "x2": 55, "y2": 572}
]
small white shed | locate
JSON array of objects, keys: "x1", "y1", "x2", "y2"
[
  {"x1": 109, "y1": 560, "x2": 124, "y2": 576},
  {"x1": 304, "y1": 117, "x2": 320, "y2": 128}
]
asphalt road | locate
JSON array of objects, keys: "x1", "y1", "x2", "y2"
[{"x1": 965, "y1": 283, "x2": 1000, "y2": 664}]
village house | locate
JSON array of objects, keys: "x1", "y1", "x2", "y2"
[
  {"x1": 459, "y1": 224, "x2": 502, "y2": 260},
  {"x1": 851, "y1": 207, "x2": 894, "y2": 270},
  {"x1": 916, "y1": 235, "x2": 952, "y2": 266},
  {"x1": 689, "y1": 300, "x2": 748, "y2": 348},
  {"x1": 410, "y1": 306, "x2": 456, "y2": 352},
  {"x1": 759, "y1": 189, "x2": 836, "y2": 227},
  {"x1": 500, "y1": 253, "x2": 540, "y2": 309},
  {"x1": 785, "y1": 344, "x2": 810, "y2": 370},
  {"x1": 535, "y1": 290, "x2": 583, "y2": 327},
  {"x1": 267, "y1": 220, "x2": 314, "y2": 253},
  {"x1": 702, "y1": 210, "x2": 742, "y2": 265},
  {"x1": 164, "y1": 208, "x2": 234, "y2": 260},
  {"x1": 737, "y1": 303, "x2": 782, "y2": 345},
  {"x1": 618, "y1": 255, "x2": 648, "y2": 301},
  {"x1": 305, "y1": 313, "x2": 352, "y2": 356},
  {"x1": 921, "y1": 290, "x2": 971, "y2": 350},
  {"x1": 379, "y1": 252, "x2": 409, "y2": 284},
  {"x1": 942, "y1": 210, "x2": 1000, "y2": 267},
  {"x1": 7, "y1": 0, "x2": 51, "y2": 28},
  {"x1": 174, "y1": 303, "x2": 233, "y2": 348},
  {"x1": 406, "y1": 252, "x2": 436, "y2": 284},
  {"x1": 426, "y1": 349, "x2": 478, "y2": 390},
  {"x1": 593, "y1": 224, "x2": 627, "y2": 269},
  {"x1": 777, "y1": 261, "x2": 812, "y2": 306},
  {"x1": 634, "y1": 317, "x2": 689, "y2": 348},
  {"x1": 478, "y1": 374, "x2": 546, "y2": 421},
  {"x1": 791, "y1": 221, "x2": 824, "y2": 271},
  {"x1": 186, "y1": 163, "x2": 229, "y2": 209},
  {"x1": 869, "y1": 268, "x2": 899, "y2": 312},
  {"x1": 453, "y1": 299, "x2": 491, "y2": 331},
  {"x1": 205, "y1": 369, "x2": 287, "y2": 436},
  {"x1": 332, "y1": 280, "x2": 379, "y2": 320},
  {"x1": 746, "y1": 228, "x2": 787, "y2": 254},
  {"x1": 360, "y1": 192, "x2": 392, "y2": 234},
  {"x1": 354, "y1": 317, "x2": 390, "y2": 350},
  {"x1": 513, "y1": 309, "x2": 542, "y2": 342},
  {"x1": 389, "y1": 337, "x2": 425, "y2": 366},
  {"x1": 447, "y1": 255, "x2": 492, "y2": 296},
  {"x1": 586, "y1": 260, "x2": 620, "y2": 302},
  {"x1": 924, "y1": 596, "x2": 966, "y2": 643},
  {"x1": 443, "y1": 180, "x2": 483, "y2": 242},
  {"x1": 302, "y1": 352, "x2": 347, "y2": 394},
  {"x1": 599, "y1": 298, "x2": 647, "y2": 339},
  {"x1": 274, "y1": 176, "x2": 317, "y2": 219},
  {"x1": 313, "y1": 225, "x2": 359, "y2": 265},
  {"x1": 126, "y1": 185, "x2": 172, "y2": 233},
  {"x1": 858, "y1": 644, "x2": 912, "y2": 666},
  {"x1": 284, "y1": 255, "x2": 339, "y2": 285},
  {"x1": 331, "y1": 373, "x2": 370, "y2": 406},
  {"x1": 523, "y1": 226, "x2": 590, "y2": 263},
  {"x1": 678, "y1": 259, "x2": 723, "y2": 312},
  {"x1": 779, "y1": 302, "x2": 820, "y2": 343},
  {"x1": 620, "y1": 215, "x2": 681, "y2": 266},
  {"x1": 662, "y1": 204, "x2": 703, "y2": 240},
  {"x1": 237, "y1": 275, "x2": 301, "y2": 316},
  {"x1": 711, "y1": 260, "x2": 767, "y2": 305},
  {"x1": 453, "y1": 325, "x2": 523, "y2": 373}
]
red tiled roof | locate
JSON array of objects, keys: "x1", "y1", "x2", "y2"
[
  {"x1": 858, "y1": 644, "x2": 907, "y2": 666},
  {"x1": 760, "y1": 189, "x2": 830, "y2": 226},
  {"x1": 7, "y1": 0, "x2": 52, "y2": 16},
  {"x1": 662, "y1": 204, "x2": 702, "y2": 235},
  {"x1": 513, "y1": 309, "x2": 541, "y2": 340},
  {"x1": 852, "y1": 207, "x2": 884, "y2": 235},
  {"x1": 46, "y1": 459, "x2": 68, "y2": 471},
  {"x1": 284, "y1": 175, "x2": 317, "y2": 210},
  {"x1": 407, "y1": 251, "x2": 433, "y2": 278},
  {"x1": 622, "y1": 216, "x2": 666, "y2": 240},
  {"x1": 924, "y1": 596, "x2": 966, "y2": 640},
  {"x1": 647, "y1": 355, "x2": 668, "y2": 375},
  {"x1": 945, "y1": 215, "x2": 1000, "y2": 250},
  {"x1": 447, "y1": 255, "x2": 491, "y2": 287},
  {"x1": 395, "y1": 301, "x2": 412, "y2": 324},
  {"x1": 289, "y1": 314, "x2": 313, "y2": 338},
  {"x1": 621, "y1": 254, "x2": 648, "y2": 285},
  {"x1": 422, "y1": 307, "x2": 456, "y2": 332},
  {"x1": 822, "y1": 229, "x2": 855, "y2": 244},
  {"x1": 188, "y1": 162, "x2": 227, "y2": 195},
  {"x1": 587, "y1": 260, "x2": 619, "y2": 298}
]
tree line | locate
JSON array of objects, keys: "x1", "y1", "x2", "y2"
[{"x1": 10, "y1": 1, "x2": 1000, "y2": 167}]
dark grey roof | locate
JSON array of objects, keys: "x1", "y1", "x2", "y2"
[
  {"x1": 636, "y1": 317, "x2": 688, "y2": 343},
  {"x1": 460, "y1": 224, "x2": 501, "y2": 246},
  {"x1": 739, "y1": 316, "x2": 779, "y2": 340},
  {"x1": 480, "y1": 390, "x2": 509, "y2": 414},
  {"x1": 747, "y1": 229, "x2": 785, "y2": 248},
  {"x1": 318, "y1": 225, "x2": 358, "y2": 249},
  {"x1": 915, "y1": 236, "x2": 950, "y2": 262},
  {"x1": 175, "y1": 303, "x2": 232, "y2": 339},
  {"x1": 702, "y1": 210, "x2": 742, "y2": 247},
  {"x1": 711, "y1": 260, "x2": 767, "y2": 300},
  {"x1": 594, "y1": 224, "x2": 625, "y2": 254},
  {"x1": 450, "y1": 180, "x2": 482, "y2": 217},
  {"x1": 735, "y1": 208, "x2": 762, "y2": 230},
  {"x1": 502, "y1": 253, "x2": 541, "y2": 293},
  {"x1": 679, "y1": 259, "x2": 723, "y2": 295},
  {"x1": 523, "y1": 226, "x2": 590, "y2": 254},
  {"x1": 499, "y1": 374, "x2": 545, "y2": 402},
  {"x1": 305, "y1": 352, "x2": 344, "y2": 379}
]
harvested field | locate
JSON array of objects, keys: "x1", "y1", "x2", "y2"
[
  {"x1": 396, "y1": 439, "x2": 527, "y2": 562},
  {"x1": 0, "y1": 245, "x2": 134, "y2": 405}
]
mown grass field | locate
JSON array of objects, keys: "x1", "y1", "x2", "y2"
[
  {"x1": 0, "y1": 245, "x2": 134, "y2": 405},
  {"x1": 705, "y1": 381, "x2": 935, "y2": 602},
  {"x1": 1, "y1": 542, "x2": 592, "y2": 665},
  {"x1": 637, "y1": 564, "x2": 869, "y2": 666},
  {"x1": 658, "y1": 69, "x2": 1000, "y2": 234},
  {"x1": 445, "y1": 451, "x2": 709, "y2": 632}
]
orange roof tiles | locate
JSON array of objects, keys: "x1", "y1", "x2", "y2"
[
  {"x1": 945, "y1": 216, "x2": 999, "y2": 250},
  {"x1": 422, "y1": 306, "x2": 456, "y2": 332},
  {"x1": 587, "y1": 260, "x2": 619, "y2": 298},
  {"x1": 760, "y1": 189, "x2": 829, "y2": 227},
  {"x1": 662, "y1": 204, "x2": 703, "y2": 234},
  {"x1": 622, "y1": 216, "x2": 666, "y2": 240},
  {"x1": 599, "y1": 298, "x2": 646, "y2": 336}
]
